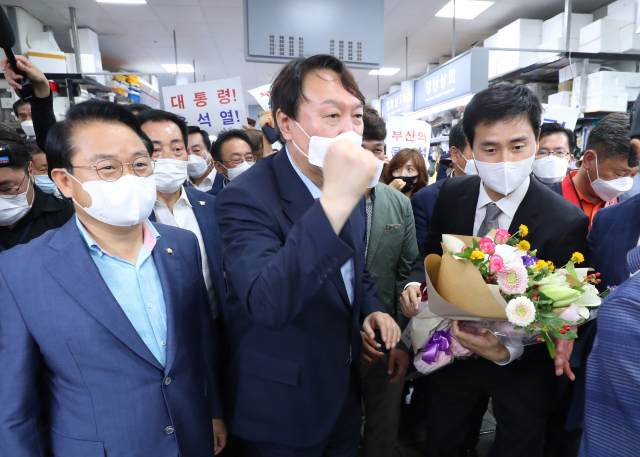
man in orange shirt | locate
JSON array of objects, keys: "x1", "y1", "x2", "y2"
[{"x1": 550, "y1": 113, "x2": 639, "y2": 228}]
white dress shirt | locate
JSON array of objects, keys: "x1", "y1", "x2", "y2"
[
  {"x1": 285, "y1": 147, "x2": 355, "y2": 304},
  {"x1": 473, "y1": 176, "x2": 530, "y2": 237},
  {"x1": 153, "y1": 186, "x2": 218, "y2": 316},
  {"x1": 186, "y1": 168, "x2": 218, "y2": 193}
]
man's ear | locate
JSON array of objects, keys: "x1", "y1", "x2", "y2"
[
  {"x1": 449, "y1": 147, "x2": 460, "y2": 165},
  {"x1": 631, "y1": 139, "x2": 640, "y2": 163},
  {"x1": 213, "y1": 162, "x2": 226, "y2": 176},
  {"x1": 51, "y1": 168, "x2": 73, "y2": 199},
  {"x1": 276, "y1": 108, "x2": 293, "y2": 141},
  {"x1": 582, "y1": 150, "x2": 597, "y2": 170}
]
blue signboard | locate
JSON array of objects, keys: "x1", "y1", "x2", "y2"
[
  {"x1": 414, "y1": 48, "x2": 488, "y2": 112},
  {"x1": 381, "y1": 80, "x2": 415, "y2": 120}
]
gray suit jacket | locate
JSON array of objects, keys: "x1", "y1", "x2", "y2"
[{"x1": 366, "y1": 183, "x2": 419, "y2": 331}]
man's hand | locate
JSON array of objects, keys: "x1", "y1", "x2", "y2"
[
  {"x1": 212, "y1": 418, "x2": 227, "y2": 455},
  {"x1": 388, "y1": 178, "x2": 406, "y2": 193},
  {"x1": 388, "y1": 348, "x2": 409, "y2": 383},
  {"x1": 259, "y1": 110, "x2": 275, "y2": 129},
  {"x1": 450, "y1": 320, "x2": 510, "y2": 362},
  {"x1": 320, "y1": 139, "x2": 380, "y2": 234},
  {"x1": 552, "y1": 335, "x2": 576, "y2": 380},
  {"x1": 363, "y1": 311, "x2": 401, "y2": 350},
  {"x1": 1, "y1": 55, "x2": 50, "y2": 98},
  {"x1": 360, "y1": 331, "x2": 384, "y2": 366},
  {"x1": 400, "y1": 284, "x2": 421, "y2": 318}
]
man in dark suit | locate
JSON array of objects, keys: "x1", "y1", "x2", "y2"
[
  {"x1": 210, "y1": 129, "x2": 255, "y2": 195},
  {"x1": 215, "y1": 54, "x2": 401, "y2": 456},
  {"x1": 0, "y1": 100, "x2": 226, "y2": 456},
  {"x1": 402, "y1": 84, "x2": 589, "y2": 457},
  {"x1": 186, "y1": 125, "x2": 224, "y2": 195}
]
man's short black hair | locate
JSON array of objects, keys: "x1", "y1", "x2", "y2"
[
  {"x1": 448, "y1": 122, "x2": 467, "y2": 152},
  {"x1": 539, "y1": 122, "x2": 576, "y2": 153},
  {"x1": 0, "y1": 123, "x2": 30, "y2": 170},
  {"x1": 25, "y1": 138, "x2": 43, "y2": 155},
  {"x1": 125, "y1": 103, "x2": 152, "y2": 115},
  {"x1": 211, "y1": 129, "x2": 252, "y2": 163},
  {"x1": 45, "y1": 100, "x2": 153, "y2": 177},
  {"x1": 188, "y1": 126, "x2": 212, "y2": 152},
  {"x1": 463, "y1": 84, "x2": 542, "y2": 148},
  {"x1": 270, "y1": 54, "x2": 366, "y2": 141},
  {"x1": 13, "y1": 99, "x2": 29, "y2": 118},
  {"x1": 136, "y1": 109, "x2": 188, "y2": 146},
  {"x1": 363, "y1": 105, "x2": 386, "y2": 142},
  {"x1": 586, "y1": 113, "x2": 637, "y2": 166}
]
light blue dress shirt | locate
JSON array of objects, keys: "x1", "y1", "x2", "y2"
[
  {"x1": 75, "y1": 216, "x2": 168, "y2": 366},
  {"x1": 286, "y1": 147, "x2": 355, "y2": 304}
]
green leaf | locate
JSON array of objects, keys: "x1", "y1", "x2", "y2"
[
  {"x1": 565, "y1": 261, "x2": 580, "y2": 285},
  {"x1": 472, "y1": 238, "x2": 481, "y2": 249},
  {"x1": 542, "y1": 331, "x2": 555, "y2": 358},
  {"x1": 572, "y1": 286, "x2": 586, "y2": 293},
  {"x1": 538, "y1": 311, "x2": 559, "y2": 318}
]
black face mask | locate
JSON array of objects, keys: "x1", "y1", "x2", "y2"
[{"x1": 399, "y1": 176, "x2": 417, "y2": 193}]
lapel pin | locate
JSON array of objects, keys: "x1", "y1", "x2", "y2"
[
  {"x1": 166, "y1": 248, "x2": 173, "y2": 255},
  {"x1": 198, "y1": 201, "x2": 206, "y2": 206}
]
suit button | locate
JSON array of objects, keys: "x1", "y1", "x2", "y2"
[
  {"x1": 164, "y1": 426, "x2": 174, "y2": 435},
  {"x1": 164, "y1": 377, "x2": 172, "y2": 386}
]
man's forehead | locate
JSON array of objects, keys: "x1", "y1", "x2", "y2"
[{"x1": 301, "y1": 70, "x2": 361, "y2": 107}]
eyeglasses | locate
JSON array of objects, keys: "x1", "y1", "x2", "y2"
[
  {"x1": 0, "y1": 171, "x2": 29, "y2": 199},
  {"x1": 537, "y1": 149, "x2": 571, "y2": 158},
  {"x1": 70, "y1": 157, "x2": 155, "y2": 182},
  {"x1": 222, "y1": 154, "x2": 256, "y2": 166}
]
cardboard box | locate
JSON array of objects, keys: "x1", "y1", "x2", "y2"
[
  {"x1": 579, "y1": 18, "x2": 628, "y2": 46},
  {"x1": 559, "y1": 80, "x2": 573, "y2": 92},
  {"x1": 26, "y1": 51, "x2": 67, "y2": 73},
  {"x1": 542, "y1": 13, "x2": 593, "y2": 40},
  {"x1": 548, "y1": 91, "x2": 572, "y2": 107}
]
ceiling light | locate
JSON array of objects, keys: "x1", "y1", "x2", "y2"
[
  {"x1": 435, "y1": 1, "x2": 493, "y2": 20},
  {"x1": 162, "y1": 64, "x2": 195, "y2": 73},
  {"x1": 368, "y1": 68, "x2": 400, "y2": 76},
  {"x1": 96, "y1": 0, "x2": 146, "y2": 4}
]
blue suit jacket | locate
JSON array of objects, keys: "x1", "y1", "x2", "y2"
[
  {"x1": 208, "y1": 172, "x2": 225, "y2": 196},
  {"x1": 0, "y1": 219, "x2": 222, "y2": 457},
  {"x1": 411, "y1": 176, "x2": 448, "y2": 253},
  {"x1": 150, "y1": 187, "x2": 226, "y2": 316},
  {"x1": 215, "y1": 148, "x2": 386, "y2": 447}
]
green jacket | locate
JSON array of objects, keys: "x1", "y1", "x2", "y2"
[{"x1": 365, "y1": 183, "x2": 419, "y2": 331}]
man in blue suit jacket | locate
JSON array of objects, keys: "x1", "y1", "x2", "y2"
[
  {"x1": 185, "y1": 125, "x2": 226, "y2": 196},
  {"x1": 0, "y1": 100, "x2": 225, "y2": 456},
  {"x1": 215, "y1": 54, "x2": 401, "y2": 456}
]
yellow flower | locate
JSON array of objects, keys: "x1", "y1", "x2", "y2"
[
  {"x1": 535, "y1": 259, "x2": 547, "y2": 270},
  {"x1": 519, "y1": 224, "x2": 529, "y2": 237},
  {"x1": 470, "y1": 250, "x2": 485, "y2": 260},
  {"x1": 517, "y1": 240, "x2": 531, "y2": 251},
  {"x1": 547, "y1": 261, "x2": 555, "y2": 271},
  {"x1": 571, "y1": 252, "x2": 585, "y2": 265}
]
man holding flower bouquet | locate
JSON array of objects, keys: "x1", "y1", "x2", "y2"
[{"x1": 402, "y1": 84, "x2": 589, "y2": 457}]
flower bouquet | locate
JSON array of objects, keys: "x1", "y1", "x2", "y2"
[{"x1": 405, "y1": 226, "x2": 606, "y2": 375}]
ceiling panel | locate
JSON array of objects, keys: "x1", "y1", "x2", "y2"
[
  {"x1": 202, "y1": 6, "x2": 243, "y2": 24},
  {"x1": 98, "y1": 4, "x2": 161, "y2": 22},
  {"x1": 151, "y1": 5, "x2": 207, "y2": 23}
]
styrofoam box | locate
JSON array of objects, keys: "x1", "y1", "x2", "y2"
[
  {"x1": 606, "y1": 0, "x2": 637, "y2": 23},
  {"x1": 559, "y1": 62, "x2": 600, "y2": 83},
  {"x1": 26, "y1": 51, "x2": 67, "y2": 73},
  {"x1": 499, "y1": 19, "x2": 542, "y2": 37},
  {"x1": 537, "y1": 38, "x2": 578, "y2": 63},
  {"x1": 588, "y1": 71, "x2": 640, "y2": 89},
  {"x1": 579, "y1": 37, "x2": 620, "y2": 53},
  {"x1": 548, "y1": 91, "x2": 572, "y2": 107},
  {"x1": 579, "y1": 18, "x2": 628, "y2": 46},
  {"x1": 619, "y1": 22, "x2": 640, "y2": 53},
  {"x1": 497, "y1": 51, "x2": 540, "y2": 75},
  {"x1": 542, "y1": 13, "x2": 593, "y2": 40},
  {"x1": 585, "y1": 93, "x2": 628, "y2": 112}
]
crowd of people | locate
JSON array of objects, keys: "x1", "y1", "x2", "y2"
[{"x1": 0, "y1": 51, "x2": 638, "y2": 457}]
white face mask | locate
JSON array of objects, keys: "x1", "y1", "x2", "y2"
[
  {"x1": 368, "y1": 160, "x2": 384, "y2": 188},
  {"x1": 20, "y1": 120, "x2": 35, "y2": 137},
  {"x1": 473, "y1": 152, "x2": 535, "y2": 196},
  {"x1": 223, "y1": 160, "x2": 253, "y2": 181},
  {"x1": 34, "y1": 174, "x2": 58, "y2": 194},
  {"x1": 187, "y1": 154, "x2": 209, "y2": 178},
  {"x1": 587, "y1": 154, "x2": 633, "y2": 202},
  {"x1": 291, "y1": 121, "x2": 363, "y2": 168},
  {"x1": 67, "y1": 172, "x2": 157, "y2": 227},
  {"x1": 533, "y1": 156, "x2": 568, "y2": 184},
  {"x1": 154, "y1": 159, "x2": 188, "y2": 194},
  {"x1": 455, "y1": 156, "x2": 477, "y2": 176},
  {"x1": 0, "y1": 175, "x2": 33, "y2": 226}
]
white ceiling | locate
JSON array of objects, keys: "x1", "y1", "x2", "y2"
[{"x1": 2, "y1": 0, "x2": 614, "y2": 102}]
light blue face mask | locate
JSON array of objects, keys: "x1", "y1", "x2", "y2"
[{"x1": 34, "y1": 174, "x2": 58, "y2": 194}]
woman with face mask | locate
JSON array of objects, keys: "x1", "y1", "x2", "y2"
[{"x1": 381, "y1": 148, "x2": 430, "y2": 200}]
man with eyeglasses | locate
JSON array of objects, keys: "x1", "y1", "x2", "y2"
[
  {"x1": 210, "y1": 129, "x2": 255, "y2": 195},
  {"x1": 0, "y1": 100, "x2": 227, "y2": 456},
  {"x1": 0, "y1": 123, "x2": 73, "y2": 252},
  {"x1": 533, "y1": 123, "x2": 575, "y2": 185}
]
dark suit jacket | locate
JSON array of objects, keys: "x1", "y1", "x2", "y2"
[
  {"x1": 0, "y1": 219, "x2": 222, "y2": 457},
  {"x1": 207, "y1": 172, "x2": 225, "y2": 196},
  {"x1": 150, "y1": 187, "x2": 226, "y2": 315},
  {"x1": 215, "y1": 147, "x2": 386, "y2": 447},
  {"x1": 412, "y1": 176, "x2": 448, "y2": 253}
]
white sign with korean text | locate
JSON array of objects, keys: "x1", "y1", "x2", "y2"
[
  {"x1": 541, "y1": 104, "x2": 580, "y2": 132},
  {"x1": 162, "y1": 77, "x2": 247, "y2": 135},
  {"x1": 385, "y1": 116, "x2": 432, "y2": 159},
  {"x1": 248, "y1": 84, "x2": 271, "y2": 112}
]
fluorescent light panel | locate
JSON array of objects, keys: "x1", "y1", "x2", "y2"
[
  {"x1": 368, "y1": 68, "x2": 400, "y2": 76},
  {"x1": 96, "y1": 0, "x2": 146, "y2": 3},
  {"x1": 435, "y1": 1, "x2": 493, "y2": 19},
  {"x1": 162, "y1": 64, "x2": 195, "y2": 73}
]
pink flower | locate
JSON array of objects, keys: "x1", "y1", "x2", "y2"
[
  {"x1": 496, "y1": 264, "x2": 529, "y2": 295},
  {"x1": 489, "y1": 254, "x2": 505, "y2": 273},
  {"x1": 479, "y1": 237, "x2": 495, "y2": 255},
  {"x1": 495, "y1": 229, "x2": 510, "y2": 244}
]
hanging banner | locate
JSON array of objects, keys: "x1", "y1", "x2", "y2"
[
  {"x1": 248, "y1": 84, "x2": 272, "y2": 111},
  {"x1": 385, "y1": 116, "x2": 432, "y2": 159},
  {"x1": 541, "y1": 104, "x2": 580, "y2": 131},
  {"x1": 162, "y1": 77, "x2": 247, "y2": 135}
]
